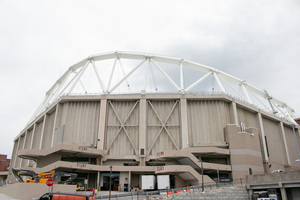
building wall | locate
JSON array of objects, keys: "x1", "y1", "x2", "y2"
[
  {"x1": 15, "y1": 135, "x2": 25, "y2": 168},
  {"x1": 284, "y1": 125, "x2": 300, "y2": 169},
  {"x1": 32, "y1": 120, "x2": 43, "y2": 149},
  {"x1": 187, "y1": 100, "x2": 231, "y2": 146},
  {"x1": 9, "y1": 94, "x2": 300, "y2": 185},
  {"x1": 225, "y1": 125, "x2": 264, "y2": 181},
  {"x1": 61, "y1": 101, "x2": 100, "y2": 146},
  {"x1": 236, "y1": 106, "x2": 259, "y2": 129},
  {"x1": 147, "y1": 100, "x2": 180, "y2": 155},
  {"x1": 105, "y1": 100, "x2": 139, "y2": 156},
  {"x1": 262, "y1": 117, "x2": 287, "y2": 171},
  {"x1": 0, "y1": 155, "x2": 10, "y2": 171},
  {"x1": 24, "y1": 128, "x2": 33, "y2": 149},
  {"x1": 41, "y1": 111, "x2": 56, "y2": 149}
]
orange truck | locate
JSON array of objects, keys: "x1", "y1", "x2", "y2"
[{"x1": 39, "y1": 192, "x2": 95, "y2": 200}]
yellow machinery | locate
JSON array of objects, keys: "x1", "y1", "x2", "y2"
[
  {"x1": 12, "y1": 168, "x2": 77, "y2": 184},
  {"x1": 25, "y1": 170, "x2": 55, "y2": 183},
  {"x1": 76, "y1": 182, "x2": 85, "y2": 191}
]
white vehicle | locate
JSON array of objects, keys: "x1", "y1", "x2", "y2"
[
  {"x1": 271, "y1": 169, "x2": 283, "y2": 173},
  {"x1": 141, "y1": 175, "x2": 156, "y2": 190},
  {"x1": 269, "y1": 194, "x2": 278, "y2": 200},
  {"x1": 157, "y1": 175, "x2": 170, "y2": 189}
]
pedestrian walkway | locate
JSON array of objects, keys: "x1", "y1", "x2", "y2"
[{"x1": 0, "y1": 192, "x2": 19, "y2": 200}]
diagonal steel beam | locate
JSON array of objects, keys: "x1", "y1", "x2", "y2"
[
  {"x1": 109, "y1": 59, "x2": 146, "y2": 93},
  {"x1": 147, "y1": 127, "x2": 164, "y2": 155},
  {"x1": 151, "y1": 59, "x2": 180, "y2": 91},
  {"x1": 185, "y1": 72, "x2": 211, "y2": 92},
  {"x1": 106, "y1": 101, "x2": 139, "y2": 153},
  {"x1": 147, "y1": 100, "x2": 180, "y2": 153},
  {"x1": 107, "y1": 58, "x2": 118, "y2": 91},
  {"x1": 91, "y1": 59, "x2": 107, "y2": 93},
  {"x1": 118, "y1": 58, "x2": 131, "y2": 92},
  {"x1": 106, "y1": 126, "x2": 123, "y2": 152}
]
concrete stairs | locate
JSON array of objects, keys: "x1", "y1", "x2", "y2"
[{"x1": 173, "y1": 185, "x2": 249, "y2": 200}]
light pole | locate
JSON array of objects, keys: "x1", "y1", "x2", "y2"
[
  {"x1": 109, "y1": 166, "x2": 112, "y2": 200},
  {"x1": 200, "y1": 158, "x2": 204, "y2": 192},
  {"x1": 217, "y1": 168, "x2": 219, "y2": 188}
]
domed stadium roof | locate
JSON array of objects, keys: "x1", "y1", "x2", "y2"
[{"x1": 30, "y1": 51, "x2": 298, "y2": 124}]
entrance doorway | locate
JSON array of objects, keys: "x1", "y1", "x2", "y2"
[{"x1": 101, "y1": 172, "x2": 120, "y2": 191}]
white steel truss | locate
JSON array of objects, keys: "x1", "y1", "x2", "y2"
[{"x1": 29, "y1": 51, "x2": 299, "y2": 124}]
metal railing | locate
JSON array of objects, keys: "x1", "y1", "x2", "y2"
[{"x1": 94, "y1": 182, "x2": 239, "y2": 199}]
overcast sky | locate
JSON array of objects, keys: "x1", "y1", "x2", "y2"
[{"x1": 1, "y1": 0, "x2": 300, "y2": 158}]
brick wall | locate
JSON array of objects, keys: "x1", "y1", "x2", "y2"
[{"x1": 0, "y1": 154, "x2": 10, "y2": 171}]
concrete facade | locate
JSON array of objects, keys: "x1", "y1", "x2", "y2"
[
  {"x1": 9, "y1": 93, "x2": 300, "y2": 191},
  {"x1": 247, "y1": 171, "x2": 300, "y2": 200}
]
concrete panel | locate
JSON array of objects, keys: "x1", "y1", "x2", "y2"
[
  {"x1": 41, "y1": 111, "x2": 56, "y2": 149},
  {"x1": 230, "y1": 154, "x2": 264, "y2": 168},
  {"x1": 147, "y1": 100, "x2": 180, "y2": 155},
  {"x1": 247, "y1": 171, "x2": 300, "y2": 185},
  {"x1": 225, "y1": 125, "x2": 264, "y2": 180},
  {"x1": 105, "y1": 101, "x2": 139, "y2": 155},
  {"x1": 10, "y1": 140, "x2": 19, "y2": 169},
  {"x1": 262, "y1": 117, "x2": 287, "y2": 170},
  {"x1": 236, "y1": 106, "x2": 259, "y2": 129},
  {"x1": 32, "y1": 121, "x2": 44, "y2": 149},
  {"x1": 24, "y1": 129, "x2": 33, "y2": 149},
  {"x1": 37, "y1": 153, "x2": 61, "y2": 168},
  {"x1": 56, "y1": 102, "x2": 68, "y2": 127},
  {"x1": 62, "y1": 101, "x2": 100, "y2": 146},
  {"x1": 16, "y1": 135, "x2": 25, "y2": 168},
  {"x1": 284, "y1": 125, "x2": 300, "y2": 168},
  {"x1": 187, "y1": 100, "x2": 230, "y2": 146},
  {"x1": 53, "y1": 125, "x2": 64, "y2": 146}
]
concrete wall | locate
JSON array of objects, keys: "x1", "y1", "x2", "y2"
[
  {"x1": 187, "y1": 100, "x2": 231, "y2": 146},
  {"x1": 225, "y1": 124, "x2": 264, "y2": 181},
  {"x1": 284, "y1": 125, "x2": 300, "y2": 169},
  {"x1": 263, "y1": 117, "x2": 287, "y2": 171},
  {"x1": 237, "y1": 106, "x2": 259, "y2": 128},
  {"x1": 247, "y1": 170, "x2": 300, "y2": 185},
  {"x1": 106, "y1": 100, "x2": 139, "y2": 155},
  {"x1": 41, "y1": 111, "x2": 55, "y2": 149},
  {"x1": 147, "y1": 100, "x2": 180, "y2": 155},
  {"x1": 60, "y1": 101, "x2": 100, "y2": 146},
  {"x1": 10, "y1": 94, "x2": 300, "y2": 186}
]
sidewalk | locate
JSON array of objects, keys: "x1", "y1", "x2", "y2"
[{"x1": 0, "y1": 193, "x2": 19, "y2": 200}]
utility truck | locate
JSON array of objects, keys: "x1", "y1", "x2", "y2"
[
  {"x1": 141, "y1": 175, "x2": 156, "y2": 190},
  {"x1": 157, "y1": 175, "x2": 170, "y2": 189}
]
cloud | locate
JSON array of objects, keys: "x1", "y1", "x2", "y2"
[{"x1": 0, "y1": 0, "x2": 299, "y2": 158}]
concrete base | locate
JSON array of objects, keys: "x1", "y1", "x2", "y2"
[{"x1": 0, "y1": 183, "x2": 76, "y2": 200}]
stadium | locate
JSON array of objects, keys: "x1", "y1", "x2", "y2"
[{"x1": 8, "y1": 51, "x2": 300, "y2": 191}]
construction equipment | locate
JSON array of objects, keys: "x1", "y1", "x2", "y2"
[
  {"x1": 12, "y1": 168, "x2": 77, "y2": 184},
  {"x1": 76, "y1": 182, "x2": 85, "y2": 191}
]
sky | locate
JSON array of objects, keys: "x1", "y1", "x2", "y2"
[{"x1": 0, "y1": 0, "x2": 300, "y2": 158}]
